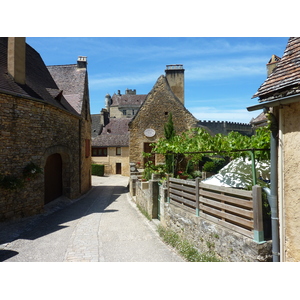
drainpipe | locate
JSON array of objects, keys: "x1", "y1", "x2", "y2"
[{"x1": 263, "y1": 109, "x2": 280, "y2": 262}]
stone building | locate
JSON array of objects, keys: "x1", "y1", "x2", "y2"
[
  {"x1": 106, "y1": 89, "x2": 147, "y2": 119},
  {"x1": 0, "y1": 37, "x2": 91, "y2": 221},
  {"x1": 128, "y1": 65, "x2": 199, "y2": 166},
  {"x1": 92, "y1": 118, "x2": 131, "y2": 176},
  {"x1": 248, "y1": 37, "x2": 300, "y2": 261},
  {"x1": 91, "y1": 89, "x2": 147, "y2": 176}
]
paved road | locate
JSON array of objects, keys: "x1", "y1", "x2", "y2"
[{"x1": 0, "y1": 175, "x2": 184, "y2": 262}]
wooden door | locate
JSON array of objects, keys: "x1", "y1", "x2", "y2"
[
  {"x1": 44, "y1": 153, "x2": 63, "y2": 204},
  {"x1": 116, "y1": 163, "x2": 122, "y2": 174}
]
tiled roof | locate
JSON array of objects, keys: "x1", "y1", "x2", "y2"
[
  {"x1": 92, "y1": 118, "x2": 131, "y2": 147},
  {"x1": 47, "y1": 64, "x2": 87, "y2": 114},
  {"x1": 110, "y1": 93, "x2": 147, "y2": 107},
  {"x1": 0, "y1": 37, "x2": 78, "y2": 115},
  {"x1": 91, "y1": 114, "x2": 103, "y2": 139},
  {"x1": 253, "y1": 37, "x2": 300, "y2": 101},
  {"x1": 250, "y1": 112, "x2": 267, "y2": 127}
]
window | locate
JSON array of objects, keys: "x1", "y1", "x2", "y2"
[
  {"x1": 122, "y1": 110, "x2": 127, "y2": 115},
  {"x1": 116, "y1": 147, "x2": 121, "y2": 156},
  {"x1": 92, "y1": 147, "x2": 107, "y2": 157},
  {"x1": 132, "y1": 110, "x2": 135, "y2": 115}
]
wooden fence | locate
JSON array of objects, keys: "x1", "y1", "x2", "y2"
[{"x1": 167, "y1": 177, "x2": 265, "y2": 242}]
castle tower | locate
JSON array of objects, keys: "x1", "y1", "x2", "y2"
[
  {"x1": 165, "y1": 64, "x2": 185, "y2": 105},
  {"x1": 105, "y1": 93, "x2": 111, "y2": 112}
]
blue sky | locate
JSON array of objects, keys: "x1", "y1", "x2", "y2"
[{"x1": 26, "y1": 37, "x2": 289, "y2": 124}]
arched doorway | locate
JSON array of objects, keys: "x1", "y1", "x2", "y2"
[{"x1": 44, "y1": 153, "x2": 63, "y2": 204}]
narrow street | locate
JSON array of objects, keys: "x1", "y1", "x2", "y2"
[{"x1": 0, "y1": 175, "x2": 184, "y2": 262}]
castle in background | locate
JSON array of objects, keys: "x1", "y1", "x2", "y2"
[
  {"x1": 91, "y1": 64, "x2": 254, "y2": 176},
  {"x1": 197, "y1": 120, "x2": 253, "y2": 136}
]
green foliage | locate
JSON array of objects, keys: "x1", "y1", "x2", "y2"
[
  {"x1": 203, "y1": 158, "x2": 226, "y2": 173},
  {"x1": 0, "y1": 174, "x2": 24, "y2": 190},
  {"x1": 265, "y1": 110, "x2": 278, "y2": 132},
  {"x1": 157, "y1": 225, "x2": 221, "y2": 262},
  {"x1": 164, "y1": 113, "x2": 176, "y2": 174},
  {"x1": 164, "y1": 112, "x2": 176, "y2": 140},
  {"x1": 91, "y1": 164, "x2": 104, "y2": 176},
  {"x1": 142, "y1": 159, "x2": 167, "y2": 181},
  {"x1": 153, "y1": 126, "x2": 270, "y2": 162},
  {"x1": 23, "y1": 162, "x2": 43, "y2": 179}
]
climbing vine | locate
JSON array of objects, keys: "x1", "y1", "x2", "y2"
[{"x1": 152, "y1": 126, "x2": 270, "y2": 162}]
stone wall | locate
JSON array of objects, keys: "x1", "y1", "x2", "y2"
[
  {"x1": 197, "y1": 120, "x2": 253, "y2": 136},
  {"x1": 79, "y1": 89, "x2": 92, "y2": 194},
  {"x1": 135, "y1": 179, "x2": 159, "y2": 219},
  {"x1": 162, "y1": 199, "x2": 272, "y2": 262},
  {"x1": 0, "y1": 93, "x2": 88, "y2": 221}
]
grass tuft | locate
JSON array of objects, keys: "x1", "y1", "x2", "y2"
[{"x1": 157, "y1": 225, "x2": 221, "y2": 262}]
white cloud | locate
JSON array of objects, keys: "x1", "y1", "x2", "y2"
[
  {"x1": 89, "y1": 71, "x2": 161, "y2": 89},
  {"x1": 185, "y1": 56, "x2": 267, "y2": 80}
]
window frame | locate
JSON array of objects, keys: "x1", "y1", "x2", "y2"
[{"x1": 92, "y1": 147, "x2": 108, "y2": 157}]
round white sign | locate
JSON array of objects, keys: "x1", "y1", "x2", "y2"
[{"x1": 144, "y1": 128, "x2": 156, "y2": 137}]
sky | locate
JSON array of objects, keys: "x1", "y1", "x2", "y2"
[{"x1": 26, "y1": 37, "x2": 290, "y2": 124}]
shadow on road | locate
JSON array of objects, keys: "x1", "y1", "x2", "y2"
[{"x1": 0, "y1": 183, "x2": 128, "y2": 250}]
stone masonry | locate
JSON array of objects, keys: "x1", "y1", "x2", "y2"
[
  {"x1": 0, "y1": 94, "x2": 82, "y2": 221},
  {"x1": 129, "y1": 75, "x2": 198, "y2": 166}
]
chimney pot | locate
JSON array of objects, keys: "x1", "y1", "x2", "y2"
[{"x1": 77, "y1": 56, "x2": 87, "y2": 68}]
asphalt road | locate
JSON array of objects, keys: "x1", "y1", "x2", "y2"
[{"x1": 0, "y1": 175, "x2": 184, "y2": 262}]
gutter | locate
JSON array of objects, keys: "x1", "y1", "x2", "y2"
[
  {"x1": 263, "y1": 125, "x2": 280, "y2": 262},
  {"x1": 247, "y1": 93, "x2": 300, "y2": 111}
]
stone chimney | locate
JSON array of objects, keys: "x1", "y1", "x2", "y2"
[
  {"x1": 165, "y1": 64, "x2": 185, "y2": 105},
  {"x1": 7, "y1": 37, "x2": 26, "y2": 85},
  {"x1": 77, "y1": 56, "x2": 87, "y2": 68},
  {"x1": 266, "y1": 54, "x2": 281, "y2": 77}
]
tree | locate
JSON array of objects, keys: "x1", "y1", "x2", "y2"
[{"x1": 163, "y1": 113, "x2": 176, "y2": 174}]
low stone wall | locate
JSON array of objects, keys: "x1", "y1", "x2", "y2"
[
  {"x1": 135, "y1": 179, "x2": 159, "y2": 219},
  {"x1": 133, "y1": 178, "x2": 272, "y2": 262},
  {"x1": 163, "y1": 201, "x2": 272, "y2": 262}
]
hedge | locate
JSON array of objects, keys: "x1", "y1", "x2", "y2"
[{"x1": 91, "y1": 164, "x2": 104, "y2": 176}]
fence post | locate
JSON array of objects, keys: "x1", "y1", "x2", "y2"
[
  {"x1": 252, "y1": 185, "x2": 265, "y2": 244},
  {"x1": 195, "y1": 177, "x2": 200, "y2": 216},
  {"x1": 166, "y1": 173, "x2": 170, "y2": 203}
]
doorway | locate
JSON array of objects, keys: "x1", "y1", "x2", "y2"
[
  {"x1": 116, "y1": 163, "x2": 122, "y2": 174},
  {"x1": 143, "y1": 142, "x2": 155, "y2": 166},
  {"x1": 44, "y1": 153, "x2": 63, "y2": 204}
]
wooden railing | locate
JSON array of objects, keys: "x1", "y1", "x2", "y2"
[{"x1": 167, "y1": 177, "x2": 264, "y2": 242}]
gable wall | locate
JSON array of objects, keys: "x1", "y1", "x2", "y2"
[{"x1": 129, "y1": 76, "x2": 197, "y2": 166}]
